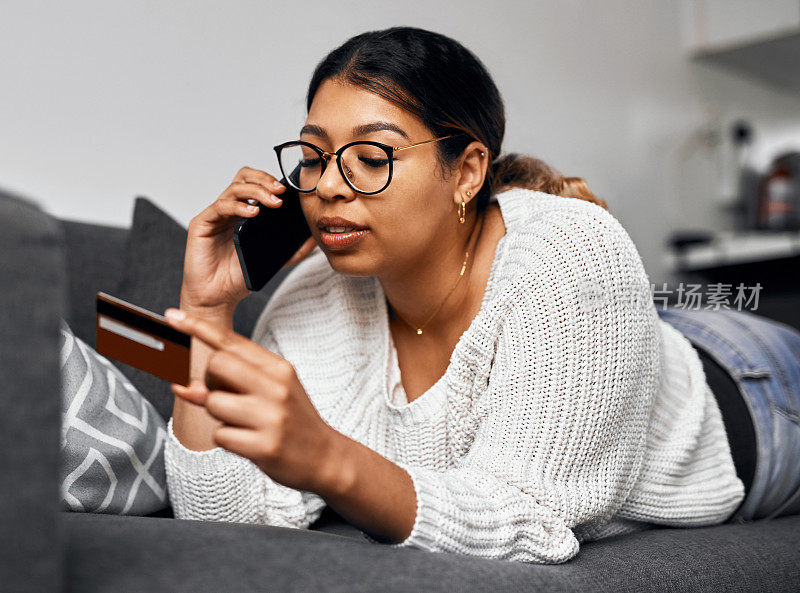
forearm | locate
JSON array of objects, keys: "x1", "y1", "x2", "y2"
[
  {"x1": 320, "y1": 433, "x2": 417, "y2": 544},
  {"x1": 170, "y1": 297, "x2": 235, "y2": 451}
]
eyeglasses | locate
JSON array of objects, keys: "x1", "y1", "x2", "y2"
[{"x1": 273, "y1": 134, "x2": 465, "y2": 195}]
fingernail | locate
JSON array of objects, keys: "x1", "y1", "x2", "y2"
[{"x1": 165, "y1": 308, "x2": 186, "y2": 321}]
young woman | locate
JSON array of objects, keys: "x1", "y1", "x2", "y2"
[{"x1": 162, "y1": 26, "x2": 800, "y2": 564}]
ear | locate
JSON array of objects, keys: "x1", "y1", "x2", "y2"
[{"x1": 453, "y1": 142, "x2": 489, "y2": 207}]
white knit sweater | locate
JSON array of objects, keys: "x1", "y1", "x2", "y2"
[{"x1": 164, "y1": 187, "x2": 745, "y2": 564}]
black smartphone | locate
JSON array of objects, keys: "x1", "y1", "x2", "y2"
[{"x1": 233, "y1": 163, "x2": 312, "y2": 292}]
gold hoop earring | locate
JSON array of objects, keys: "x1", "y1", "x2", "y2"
[{"x1": 458, "y1": 199, "x2": 466, "y2": 224}]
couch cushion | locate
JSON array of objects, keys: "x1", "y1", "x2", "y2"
[{"x1": 62, "y1": 512, "x2": 800, "y2": 593}]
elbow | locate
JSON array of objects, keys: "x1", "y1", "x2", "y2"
[
  {"x1": 466, "y1": 522, "x2": 581, "y2": 565},
  {"x1": 494, "y1": 530, "x2": 580, "y2": 564}
]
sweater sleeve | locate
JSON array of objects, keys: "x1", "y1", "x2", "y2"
[
  {"x1": 164, "y1": 319, "x2": 328, "y2": 529},
  {"x1": 364, "y1": 204, "x2": 661, "y2": 563}
]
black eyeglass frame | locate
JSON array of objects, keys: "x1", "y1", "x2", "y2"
[{"x1": 273, "y1": 134, "x2": 465, "y2": 196}]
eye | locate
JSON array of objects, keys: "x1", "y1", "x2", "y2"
[
  {"x1": 300, "y1": 157, "x2": 322, "y2": 168},
  {"x1": 359, "y1": 156, "x2": 389, "y2": 168}
]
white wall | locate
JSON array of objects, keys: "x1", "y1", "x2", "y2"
[{"x1": 2, "y1": 0, "x2": 800, "y2": 284}]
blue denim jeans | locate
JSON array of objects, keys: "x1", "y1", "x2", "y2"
[{"x1": 657, "y1": 307, "x2": 800, "y2": 523}]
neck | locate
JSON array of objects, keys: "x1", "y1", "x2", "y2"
[{"x1": 380, "y1": 209, "x2": 485, "y2": 340}]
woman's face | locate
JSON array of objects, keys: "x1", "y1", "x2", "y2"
[{"x1": 299, "y1": 78, "x2": 463, "y2": 278}]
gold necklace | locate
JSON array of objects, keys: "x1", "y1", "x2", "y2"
[{"x1": 388, "y1": 211, "x2": 485, "y2": 336}]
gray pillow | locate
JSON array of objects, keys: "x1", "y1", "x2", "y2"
[
  {"x1": 112, "y1": 197, "x2": 190, "y2": 422},
  {"x1": 58, "y1": 318, "x2": 168, "y2": 515}
]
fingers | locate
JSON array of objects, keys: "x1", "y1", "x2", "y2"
[
  {"x1": 215, "y1": 196, "x2": 267, "y2": 219},
  {"x1": 204, "y1": 391, "x2": 264, "y2": 428},
  {"x1": 170, "y1": 379, "x2": 208, "y2": 405},
  {"x1": 171, "y1": 365, "x2": 284, "y2": 426},
  {"x1": 233, "y1": 166, "x2": 287, "y2": 196},
  {"x1": 225, "y1": 167, "x2": 288, "y2": 215},
  {"x1": 204, "y1": 349, "x2": 288, "y2": 395},
  {"x1": 226, "y1": 181, "x2": 283, "y2": 208},
  {"x1": 197, "y1": 166, "x2": 288, "y2": 230},
  {"x1": 212, "y1": 424, "x2": 264, "y2": 459},
  {"x1": 163, "y1": 308, "x2": 287, "y2": 374}
]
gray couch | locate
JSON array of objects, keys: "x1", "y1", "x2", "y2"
[{"x1": 2, "y1": 186, "x2": 799, "y2": 593}]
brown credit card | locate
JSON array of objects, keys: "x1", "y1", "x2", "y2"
[{"x1": 96, "y1": 291, "x2": 191, "y2": 386}]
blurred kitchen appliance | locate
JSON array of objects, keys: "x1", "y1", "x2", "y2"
[
  {"x1": 726, "y1": 120, "x2": 757, "y2": 231},
  {"x1": 756, "y1": 151, "x2": 800, "y2": 231}
]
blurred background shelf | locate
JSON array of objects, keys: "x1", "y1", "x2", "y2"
[
  {"x1": 665, "y1": 229, "x2": 800, "y2": 331},
  {"x1": 691, "y1": 29, "x2": 800, "y2": 94},
  {"x1": 686, "y1": 0, "x2": 800, "y2": 94},
  {"x1": 666, "y1": 229, "x2": 800, "y2": 271}
]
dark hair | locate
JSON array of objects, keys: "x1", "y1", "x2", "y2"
[{"x1": 305, "y1": 26, "x2": 609, "y2": 214}]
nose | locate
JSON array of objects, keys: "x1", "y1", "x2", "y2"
[{"x1": 316, "y1": 152, "x2": 356, "y2": 199}]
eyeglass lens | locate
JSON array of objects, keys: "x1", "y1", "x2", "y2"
[{"x1": 279, "y1": 142, "x2": 391, "y2": 193}]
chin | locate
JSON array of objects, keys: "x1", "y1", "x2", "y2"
[{"x1": 322, "y1": 251, "x2": 377, "y2": 278}]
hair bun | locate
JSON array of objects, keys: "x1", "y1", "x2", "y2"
[{"x1": 489, "y1": 153, "x2": 609, "y2": 212}]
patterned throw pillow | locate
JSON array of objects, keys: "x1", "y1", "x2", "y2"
[{"x1": 58, "y1": 318, "x2": 169, "y2": 515}]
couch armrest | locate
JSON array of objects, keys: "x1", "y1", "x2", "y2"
[{"x1": 0, "y1": 188, "x2": 66, "y2": 592}]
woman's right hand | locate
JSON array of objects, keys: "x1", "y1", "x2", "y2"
[{"x1": 179, "y1": 166, "x2": 317, "y2": 313}]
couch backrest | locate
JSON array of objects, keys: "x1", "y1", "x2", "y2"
[{"x1": 60, "y1": 219, "x2": 129, "y2": 348}]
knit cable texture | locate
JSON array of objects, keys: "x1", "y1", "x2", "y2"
[{"x1": 164, "y1": 187, "x2": 745, "y2": 564}]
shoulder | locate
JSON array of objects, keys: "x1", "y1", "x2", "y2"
[
  {"x1": 488, "y1": 189, "x2": 657, "y2": 353},
  {"x1": 491, "y1": 190, "x2": 661, "y2": 396},
  {"x1": 495, "y1": 188, "x2": 651, "y2": 303},
  {"x1": 498, "y1": 187, "x2": 638, "y2": 258}
]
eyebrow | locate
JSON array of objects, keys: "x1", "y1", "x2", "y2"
[{"x1": 300, "y1": 121, "x2": 410, "y2": 142}]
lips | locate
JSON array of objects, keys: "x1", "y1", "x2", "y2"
[
  {"x1": 319, "y1": 228, "x2": 369, "y2": 250},
  {"x1": 317, "y1": 216, "x2": 368, "y2": 231}
]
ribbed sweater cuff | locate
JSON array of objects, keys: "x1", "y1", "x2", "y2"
[
  {"x1": 362, "y1": 461, "x2": 443, "y2": 551},
  {"x1": 165, "y1": 416, "x2": 299, "y2": 503},
  {"x1": 165, "y1": 417, "x2": 308, "y2": 519}
]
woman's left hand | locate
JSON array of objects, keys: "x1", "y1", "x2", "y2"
[{"x1": 164, "y1": 307, "x2": 344, "y2": 497}]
